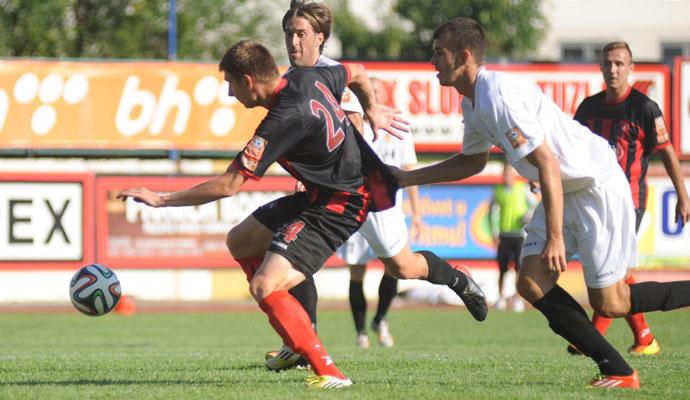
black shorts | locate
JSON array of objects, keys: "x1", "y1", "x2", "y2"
[
  {"x1": 497, "y1": 234, "x2": 524, "y2": 273},
  {"x1": 252, "y1": 191, "x2": 366, "y2": 276}
]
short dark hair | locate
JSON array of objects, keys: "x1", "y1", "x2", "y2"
[
  {"x1": 432, "y1": 17, "x2": 486, "y2": 63},
  {"x1": 602, "y1": 41, "x2": 633, "y2": 62},
  {"x1": 282, "y1": 0, "x2": 332, "y2": 53},
  {"x1": 218, "y1": 40, "x2": 279, "y2": 83}
]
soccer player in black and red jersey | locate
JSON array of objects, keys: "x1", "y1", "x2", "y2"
[
  {"x1": 571, "y1": 41, "x2": 690, "y2": 356},
  {"x1": 117, "y1": 39, "x2": 485, "y2": 388}
]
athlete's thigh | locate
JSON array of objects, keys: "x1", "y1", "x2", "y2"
[
  {"x1": 359, "y1": 208, "x2": 408, "y2": 258},
  {"x1": 227, "y1": 215, "x2": 273, "y2": 258},
  {"x1": 516, "y1": 255, "x2": 559, "y2": 303},
  {"x1": 229, "y1": 193, "x2": 307, "y2": 259},
  {"x1": 571, "y1": 176, "x2": 636, "y2": 289},
  {"x1": 270, "y1": 203, "x2": 363, "y2": 277}
]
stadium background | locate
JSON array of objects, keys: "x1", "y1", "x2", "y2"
[{"x1": 1, "y1": 0, "x2": 690, "y2": 309}]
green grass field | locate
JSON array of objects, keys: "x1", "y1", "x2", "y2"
[{"x1": 1, "y1": 307, "x2": 689, "y2": 399}]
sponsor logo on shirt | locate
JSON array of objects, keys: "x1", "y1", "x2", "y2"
[
  {"x1": 505, "y1": 127, "x2": 527, "y2": 149},
  {"x1": 654, "y1": 116, "x2": 669, "y2": 143},
  {"x1": 240, "y1": 135, "x2": 267, "y2": 172}
]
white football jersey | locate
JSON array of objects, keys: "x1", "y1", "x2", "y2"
[
  {"x1": 362, "y1": 124, "x2": 417, "y2": 209},
  {"x1": 461, "y1": 68, "x2": 618, "y2": 193}
]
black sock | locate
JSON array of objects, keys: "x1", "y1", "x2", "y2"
[
  {"x1": 288, "y1": 277, "x2": 318, "y2": 331},
  {"x1": 629, "y1": 281, "x2": 690, "y2": 313},
  {"x1": 533, "y1": 285, "x2": 632, "y2": 376},
  {"x1": 374, "y1": 274, "x2": 398, "y2": 324},
  {"x1": 349, "y1": 280, "x2": 367, "y2": 334},
  {"x1": 417, "y1": 250, "x2": 467, "y2": 291}
]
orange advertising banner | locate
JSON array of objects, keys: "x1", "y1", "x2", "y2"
[
  {"x1": 0, "y1": 59, "x2": 671, "y2": 153},
  {"x1": 0, "y1": 60, "x2": 267, "y2": 151}
]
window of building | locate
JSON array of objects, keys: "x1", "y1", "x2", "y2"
[
  {"x1": 661, "y1": 42, "x2": 690, "y2": 65},
  {"x1": 561, "y1": 43, "x2": 607, "y2": 63}
]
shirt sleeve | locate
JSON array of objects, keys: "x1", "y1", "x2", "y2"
[
  {"x1": 315, "y1": 64, "x2": 349, "y2": 104},
  {"x1": 491, "y1": 85, "x2": 544, "y2": 163},
  {"x1": 642, "y1": 99, "x2": 671, "y2": 152},
  {"x1": 235, "y1": 99, "x2": 304, "y2": 179}
]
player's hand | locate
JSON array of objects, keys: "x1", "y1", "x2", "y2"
[
  {"x1": 294, "y1": 180, "x2": 306, "y2": 193},
  {"x1": 540, "y1": 236, "x2": 567, "y2": 275},
  {"x1": 676, "y1": 197, "x2": 690, "y2": 228},
  {"x1": 409, "y1": 215, "x2": 423, "y2": 241},
  {"x1": 365, "y1": 103, "x2": 409, "y2": 141},
  {"x1": 116, "y1": 187, "x2": 164, "y2": 207}
]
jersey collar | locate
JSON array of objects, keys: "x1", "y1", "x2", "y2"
[
  {"x1": 269, "y1": 77, "x2": 289, "y2": 109},
  {"x1": 604, "y1": 86, "x2": 632, "y2": 105}
]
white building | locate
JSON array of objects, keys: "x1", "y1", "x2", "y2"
[{"x1": 537, "y1": 0, "x2": 690, "y2": 63}]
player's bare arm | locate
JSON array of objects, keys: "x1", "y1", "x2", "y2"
[
  {"x1": 116, "y1": 164, "x2": 248, "y2": 207},
  {"x1": 344, "y1": 63, "x2": 409, "y2": 140},
  {"x1": 391, "y1": 152, "x2": 488, "y2": 188},
  {"x1": 524, "y1": 142, "x2": 566, "y2": 274},
  {"x1": 658, "y1": 145, "x2": 690, "y2": 227}
]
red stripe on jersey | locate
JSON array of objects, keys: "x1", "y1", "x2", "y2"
[
  {"x1": 368, "y1": 170, "x2": 393, "y2": 211},
  {"x1": 231, "y1": 159, "x2": 260, "y2": 180},
  {"x1": 268, "y1": 78, "x2": 288, "y2": 110},
  {"x1": 600, "y1": 119, "x2": 612, "y2": 141},
  {"x1": 628, "y1": 131, "x2": 644, "y2": 208},
  {"x1": 654, "y1": 140, "x2": 672, "y2": 153},
  {"x1": 326, "y1": 191, "x2": 349, "y2": 214},
  {"x1": 356, "y1": 184, "x2": 371, "y2": 223}
]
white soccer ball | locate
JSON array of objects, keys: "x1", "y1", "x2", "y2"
[{"x1": 69, "y1": 264, "x2": 121, "y2": 316}]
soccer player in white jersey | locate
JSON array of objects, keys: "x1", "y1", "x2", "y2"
[
  {"x1": 338, "y1": 77, "x2": 422, "y2": 349},
  {"x1": 392, "y1": 17, "x2": 690, "y2": 390},
  {"x1": 258, "y1": 3, "x2": 487, "y2": 375}
]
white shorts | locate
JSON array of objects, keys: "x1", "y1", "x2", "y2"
[
  {"x1": 521, "y1": 171, "x2": 638, "y2": 289},
  {"x1": 337, "y1": 207, "x2": 408, "y2": 265}
]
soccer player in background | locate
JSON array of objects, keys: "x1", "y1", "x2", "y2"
[
  {"x1": 569, "y1": 41, "x2": 690, "y2": 356},
  {"x1": 488, "y1": 162, "x2": 533, "y2": 312},
  {"x1": 264, "y1": 0, "x2": 486, "y2": 371},
  {"x1": 392, "y1": 17, "x2": 690, "y2": 389},
  {"x1": 338, "y1": 77, "x2": 422, "y2": 349}
]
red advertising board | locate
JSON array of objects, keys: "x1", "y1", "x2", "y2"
[
  {"x1": 0, "y1": 173, "x2": 95, "y2": 270},
  {"x1": 95, "y1": 175, "x2": 298, "y2": 269}
]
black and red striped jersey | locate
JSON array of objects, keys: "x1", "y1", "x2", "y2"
[
  {"x1": 574, "y1": 87, "x2": 671, "y2": 209},
  {"x1": 233, "y1": 65, "x2": 397, "y2": 212}
]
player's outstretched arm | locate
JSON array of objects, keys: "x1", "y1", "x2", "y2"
[
  {"x1": 344, "y1": 63, "x2": 409, "y2": 141},
  {"x1": 658, "y1": 145, "x2": 690, "y2": 227},
  {"x1": 116, "y1": 164, "x2": 248, "y2": 207},
  {"x1": 391, "y1": 152, "x2": 488, "y2": 188}
]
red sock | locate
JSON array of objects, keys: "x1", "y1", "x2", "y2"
[
  {"x1": 259, "y1": 291, "x2": 345, "y2": 379},
  {"x1": 236, "y1": 257, "x2": 263, "y2": 282},
  {"x1": 592, "y1": 312, "x2": 613, "y2": 335},
  {"x1": 624, "y1": 275, "x2": 653, "y2": 345}
]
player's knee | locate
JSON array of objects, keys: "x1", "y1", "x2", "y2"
[
  {"x1": 591, "y1": 299, "x2": 629, "y2": 318},
  {"x1": 248, "y1": 275, "x2": 272, "y2": 302}
]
